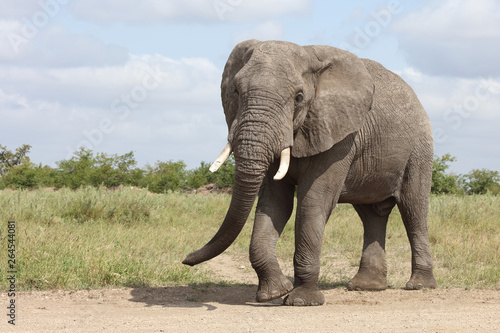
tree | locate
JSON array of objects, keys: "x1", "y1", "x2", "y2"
[
  {"x1": 186, "y1": 154, "x2": 235, "y2": 190},
  {"x1": 141, "y1": 160, "x2": 187, "y2": 193},
  {"x1": 56, "y1": 148, "x2": 94, "y2": 188},
  {"x1": 90, "y1": 151, "x2": 139, "y2": 187},
  {"x1": 56, "y1": 148, "x2": 141, "y2": 189},
  {"x1": 431, "y1": 153, "x2": 460, "y2": 194},
  {"x1": 0, "y1": 144, "x2": 232, "y2": 191},
  {"x1": 0, "y1": 159, "x2": 38, "y2": 188},
  {"x1": 186, "y1": 161, "x2": 212, "y2": 190},
  {"x1": 0, "y1": 144, "x2": 32, "y2": 176},
  {"x1": 460, "y1": 169, "x2": 500, "y2": 195}
]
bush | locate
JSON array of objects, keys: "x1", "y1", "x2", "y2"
[
  {"x1": 3, "y1": 145, "x2": 497, "y2": 196},
  {"x1": 431, "y1": 154, "x2": 460, "y2": 194},
  {"x1": 140, "y1": 160, "x2": 188, "y2": 193},
  {"x1": 460, "y1": 169, "x2": 500, "y2": 195},
  {"x1": 0, "y1": 144, "x2": 31, "y2": 176},
  {"x1": 56, "y1": 148, "x2": 140, "y2": 189},
  {"x1": 0, "y1": 160, "x2": 38, "y2": 189},
  {"x1": 187, "y1": 154, "x2": 235, "y2": 190}
]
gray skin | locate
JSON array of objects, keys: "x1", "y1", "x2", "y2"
[{"x1": 183, "y1": 40, "x2": 437, "y2": 306}]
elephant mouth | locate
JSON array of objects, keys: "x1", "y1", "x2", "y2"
[{"x1": 210, "y1": 143, "x2": 291, "y2": 180}]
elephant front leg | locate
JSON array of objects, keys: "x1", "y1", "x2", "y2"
[
  {"x1": 284, "y1": 208, "x2": 328, "y2": 306},
  {"x1": 250, "y1": 177, "x2": 295, "y2": 302},
  {"x1": 283, "y1": 188, "x2": 335, "y2": 306},
  {"x1": 283, "y1": 156, "x2": 348, "y2": 306}
]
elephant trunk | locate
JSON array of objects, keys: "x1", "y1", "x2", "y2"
[
  {"x1": 182, "y1": 140, "x2": 269, "y2": 266},
  {"x1": 183, "y1": 93, "x2": 292, "y2": 266}
]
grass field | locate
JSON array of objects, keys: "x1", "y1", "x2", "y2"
[{"x1": 1, "y1": 187, "x2": 499, "y2": 291}]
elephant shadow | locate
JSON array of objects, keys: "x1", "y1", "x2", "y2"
[
  {"x1": 128, "y1": 281, "x2": 347, "y2": 309},
  {"x1": 128, "y1": 284, "x2": 274, "y2": 310}
]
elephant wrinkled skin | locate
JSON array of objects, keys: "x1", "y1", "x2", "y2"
[{"x1": 183, "y1": 40, "x2": 437, "y2": 306}]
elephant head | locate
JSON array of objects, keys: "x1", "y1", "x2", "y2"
[{"x1": 183, "y1": 40, "x2": 374, "y2": 266}]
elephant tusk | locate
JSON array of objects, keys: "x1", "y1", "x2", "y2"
[
  {"x1": 273, "y1": 147, "x2": 291, "y2": 180},
  {"x1": 209, "y1": 143, "x2": 232, "y2": 173}
]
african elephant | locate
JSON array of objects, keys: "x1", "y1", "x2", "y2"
[{"x1": 183, "y1": 40, "x2": 437, "y2": 306}]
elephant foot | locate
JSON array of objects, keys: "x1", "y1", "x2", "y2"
[
  {"x1": 347, "y1": 267, "x2": 387, "y2": 291},
  {"x1": 256, "y1": 274, "x2": 294, "y2": 302},
  {"x1": 283, "y1": 286, "x2": 325, "y2": 306},
  {"x1": 405, "y1": 268, "x2": 437, "y2": 290}
]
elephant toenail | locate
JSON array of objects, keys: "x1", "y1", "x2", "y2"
[
  {"x1": 293, "y1": 298, "x2": 305, "y2": 306},
  {"x1": 258, "y1": 292, "x2": 269, "y2": 301}
]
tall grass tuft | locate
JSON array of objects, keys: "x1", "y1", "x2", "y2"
[{"x1": 0, "y1": 188, "x2": 498, "y2": 291}]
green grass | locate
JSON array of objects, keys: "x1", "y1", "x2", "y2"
[{"x1": 0, "y1": 188, "x2": 498, "y2": 291}]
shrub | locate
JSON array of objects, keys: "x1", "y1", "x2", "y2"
[
  {"x1": 186, "y1": 154, "x2": 235, "y2": 190},
  {"x1": 56, "y1": 148, "x2": 140, "y2": 189},
  {"x1": 460, "y1": 169, "x2": 500, "y2": 195},
  {"x1": 141, "y1": 160, "x2": 188, "y2": 193},
  {"x1": 0, "y1": 144, "x2": 31, "y2": 176},
  {"x1": 4, "y1": 146, "x2": 498, "y2": 196},
  {"x1": 431, "y1": 154, "x2": 460, "y2": 194}
]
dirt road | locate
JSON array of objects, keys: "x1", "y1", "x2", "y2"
[{"x1": 2, "y1": 254, "x2": 499, "y2": 332}]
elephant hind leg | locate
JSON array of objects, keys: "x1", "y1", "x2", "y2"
[
  {"x1": 347, "y1": 199, "x2": 395, "y2": 291},
  {"x1": 397, "y1": 148, "x2": 437, "y2": 290}
]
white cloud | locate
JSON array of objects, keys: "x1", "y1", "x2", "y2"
[
  {"x1": 231, "y1": 21, "x2": 284, "y2": 45},
  {"x1": 0, "y1": 52, "x2": 222, "y2": 107},
  {"x1": 0, "y1": 23, "x2": 128, "y2": 67},
  {"x1": 70, "y1": 0, "x2": 311, "y2": 23},
  {"x1": 393, "y1": 0, "x2": 500, "y2": 77},
  {"x1": 0, "y1": 0, "x2": 42, "y2": 19},
  {"x1": 0, "y1": 20, "x2": 24, "y2": 60},
  {"x1": 396, "y1": 67, "x2": 500, "y2": 173},
  {"x1": 0, "y1": 53, "x2": 227, "y2": 168},
  {"x1": 399, "y1": 69, "x2": 500, "y2": 120}
]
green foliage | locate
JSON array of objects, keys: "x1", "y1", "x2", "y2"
[
  {"x1": 187, "y1": 154, "x2": 235, "y2": 190},
  {"x1": 56, "y1": 148, "x2": 140, "y2": 189},
  {"x1": 0, "y1": 145, "x2": 60, "y2": 189},
  {"x1": 0, "y1": 144, "x2": 40, "y2": 189},
  {"x1": 431, "y1": 154, "x2": 460, "y2": 194},
  {"x1": 0, "y1": 159, "x2": 38, "y2": 188},
  {"x1": 0, "y1": 144, "x2": 32, "y2": 176},
  {"x1": 460, "y1": 169, "x2": 500, "y2": 195},
  {"x1": 0, "y1": 145, "x2": 236, "y2": 191},
  {"x1": 431, "y1": 154, "x2": 500, "y2": 195},
  {"x1": 141, "y1": 160, "x2": 188, "y2": 193},
  {"x1": 0, "y1": 146, "x2": 496, "y2": 196}
]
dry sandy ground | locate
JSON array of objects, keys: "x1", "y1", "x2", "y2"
[{"x1": 2, "y1": 254, "x2": 499, "y2": 333}]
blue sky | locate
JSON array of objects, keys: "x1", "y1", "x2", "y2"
[{"x1": 1, "y1": 0, "x2": 499, "y2": 175}]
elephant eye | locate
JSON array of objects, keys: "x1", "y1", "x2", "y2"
[{"x1": 295, "y1": 93, "x2": 304, "y2": 104}]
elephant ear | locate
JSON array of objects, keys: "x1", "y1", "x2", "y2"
[
  {"x1": 221, "y1": 39, "x2": 260, "y2": 142},
  {"x1": 292, "y1": 45, "x2": 374, "y2": 158}
]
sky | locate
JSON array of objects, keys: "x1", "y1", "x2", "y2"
[{"x1": 1, "y1": 0, "x2": 499, "y2": 175}]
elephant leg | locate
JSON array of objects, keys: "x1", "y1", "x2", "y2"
[
  {"x1": 250, "y1": 174, "x2": 295, "y2": 302},
  {"x1": 283, "y1": 146, "x2": 353, "y2": 306},
  {"x1": 284, "y1": 179, "x2": 342, "y2": 306},
  {"x1": 283, "y1": 198, "x2": 331, "y2": 306},
  {"x1": 397, "y1": 151, "x2": 437, "y2": 290},
  {"x1": 347, "y1": 199, "x2": 396, "y2": 291}
]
